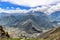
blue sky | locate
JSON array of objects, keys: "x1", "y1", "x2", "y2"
[
  {"x1": 0, "y1": 0, "x2": 60, "y2": 15},
  {"x1": 0, "y1": 2, "x2": 31, "y2": 10},
  {"x1": 0, "y1": 0, "x2": 60, "y2": 10}
]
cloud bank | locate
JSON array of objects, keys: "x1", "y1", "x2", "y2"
[
  {"x1": 0, "y1": 8, "x2": 28, "y2": 13},
  {"x1": 45, "y1": 3, "x2": 60, "y2": 15},
  {"x1": 0, "y1": 0, "x2": 60, "y2": 15},
  {"x1": 1, "y1": 0, "x2": 60, "y2": 7},
  {"x1": 0, "y1": 4, "x2": 60, "y2": 15}
]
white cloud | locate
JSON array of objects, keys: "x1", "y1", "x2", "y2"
[
  {"x1": 45, "y1": 3, "x2": 60, "y2": 15},
  {"x1": 0, "y1": 8, "x2": 5, "y2": 13},
  {"x1": 29, "y1": 6, "x2": 49, "y2": 12},
  {"x1": 0, "y1": 6, "x2": 48, "y2": 13},
  {"x1": 0, "y1": 8, "x2": 28, "y2": 13},
  {"x1": 0, "y1": 4, "x2": 60, "y2": 15},
  {"x1": 0, "y1": 0, "x2": 60, "y2": 7},
  {"x1": 0, "y1": 0, "x2": 60, "y2": 15}
]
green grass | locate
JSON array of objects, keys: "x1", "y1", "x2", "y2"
[
  {"x1": 0, "y1": 38, "x2": 56, "y2": 40},
  {"x1": 0, "y1": 38, "x2": 46, "y2": 40}
]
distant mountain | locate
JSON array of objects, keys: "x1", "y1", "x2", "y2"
[
  {"x1": 0, "y1": 11, "x2": 53, "y2": 29},
  {"x1": 51, "y1": 21, "x2": 60, "y2": 27},
  {"x1": 50, "y1": 11, "x2": 60, "y2": 21},
  {"x1": 49, "y1": 11, "x2": 60, "y2": 26}
]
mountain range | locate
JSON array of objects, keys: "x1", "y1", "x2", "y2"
[
  {"x1": 0, "y1": 11, "x2": 53, "y2": 29},
  {"x1": 0, "y1": 2, "x2": 60, "y2": 38},
  {"x1": 49, "y1": 11, "x2": 60, "y2": 27},
  {"x1": 0, "y1": 11, "x2": 53, "y2": 38}
]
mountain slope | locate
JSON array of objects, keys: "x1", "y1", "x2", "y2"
[
  {"x1": 18, "y1": 19, "x2": 42, "y2": 34},
  {"x1": 39, "y1": 27, "x2": 60, "y2": 40},
  {"x1": 50, "y1": 11, "x2": 60, "y2": 27},
  {"x1": 0, "y1": 11, "x2": 53, "y2": 29},
  {"x1": 50, "y1": 11, "x2": 60, "y2": 21},
  {"x1": 0, "y1": 26, "x2": 10, "y2": 38},
  {"x1": 0, "y1": 11, "x2": 53, "y2": 38}
]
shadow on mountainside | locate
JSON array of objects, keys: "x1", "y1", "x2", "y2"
[{"x1": 0, "y1": 26, "x2": 10, "y2": 38}]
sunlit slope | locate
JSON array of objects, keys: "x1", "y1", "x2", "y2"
[{"x1": 39, "y1": 27, "x2": 60, "y2": 40}]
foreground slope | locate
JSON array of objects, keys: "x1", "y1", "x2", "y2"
[
  {"x1": 0, "y1": 26, "x2": 10, "y2": 38},
  {"x1": 39, "y1": 27, "x2": 60, "y2": 40},
  {"x1": 0, "y1": 27, "x2": 60, "y2": 40}
]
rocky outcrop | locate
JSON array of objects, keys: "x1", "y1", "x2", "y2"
[
  {"x1": 0, "y1": 26, "x2": 10, "y2": 38},
  {"x1": 39, "y1": 27, "x2": 60, "y2": 40}
]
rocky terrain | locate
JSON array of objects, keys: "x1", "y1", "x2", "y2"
[
  {"x1": 0, "y1": 26, "x2": 10, "y2": 38},
  {"x1": 39, "y1": 27, "x2": 60, "y2": 40},
  {"x1": 1, "y1": 26, "x2": 60, "y2": 40},
  {"x1": 3, "y1": 25, "x2": 42, "y2": 38}
]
